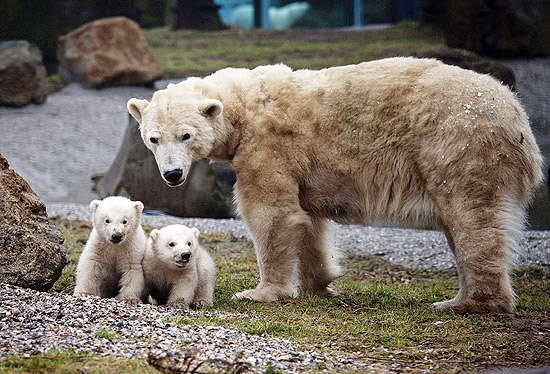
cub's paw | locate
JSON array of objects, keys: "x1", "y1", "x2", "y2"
[
  {"x1": 117, "y1": 296, "x2": 142, "y2": 305},
  {"x1": 192, "y1": 300, "x2": 214, "y2": 308},
  {"x1": 73, "y1": 292, "x2": 97, "y2": 298},
  {"x1": 167, "y1": 299, "x2": 190, "y2": 310}
]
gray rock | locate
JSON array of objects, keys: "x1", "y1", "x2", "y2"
[
  {"x1": 447, "y1": 0, "x2": 550, "y2": 57},
  {"x1": 417, "y1": 47, "x2": 516, "y2": 90},
  {"x1": 94, "y1": 115, "x2": 234, "y2": 218},
  {"x1": 0, "y1": 40, "x2": 48, "y2": 107},
  {"x1": 0, "y1": 154, "x2": 66, "y2": 291}
]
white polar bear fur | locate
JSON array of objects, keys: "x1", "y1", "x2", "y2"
[
  {"x1": 143, "y1": 224, "x2": 216, "y2": 308},
  {"x1": 73, "y1": 196, "x2": 146, "y2": 303},
  {"x1": 128, "y1": 58, "x2": 543, "y2": 313}
]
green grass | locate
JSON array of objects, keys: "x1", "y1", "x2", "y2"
[
  {"x1": 0, "y1": 348, "x2": 157, "y2": 374},
  {"x1": 143, "y1": 22, "x2": 445, "y2": 78},
  {"x1": 5, "y1": 218, "x2": 545, "y2": 374}
]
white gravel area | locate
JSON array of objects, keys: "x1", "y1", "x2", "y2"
[
  {"x1": 0, "y1": 283, "x2": 394, "y2": 373},
  {"x1": 47, "y1": 202, "x2": 550, "y2": 272}
]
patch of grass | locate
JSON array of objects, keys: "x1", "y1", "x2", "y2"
[
  {"x1": 94, "y1": 327, "x2": 121, "y2": 341},
  {"x1": 143, "y1": 22, "x2": 445, "y2": 78},
  {"x1": 49, "y1": 218, "x2": 550, "y2": 373},
  {"x1": 47, "y1": 74, "x2": 65, "y2": 94},
  {"x1": 0, "y1": 348, "x2": 157, "y2": 374}
]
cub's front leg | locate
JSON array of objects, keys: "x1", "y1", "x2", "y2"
[
  {"x1": 116, "y1": 264, "x2": 145, "y2": 304},
  {"x1": 74, "y1": 257, "x2": 104, "y2": 298},
  {"x1": 167, "y1": 278, "x2": 198, "y2": 309}
]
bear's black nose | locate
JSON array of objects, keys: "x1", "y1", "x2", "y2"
[
  {"x1": 164, "y1": 169, "x2": 183, "y2": 184},
  {"x1": 181, "y1": 252, "x2": 191, "y2": 261}
]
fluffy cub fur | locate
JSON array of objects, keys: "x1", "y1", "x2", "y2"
[
  {"x1": 73, "y1": 196, "x2": 146, "y2": 303},
  {"x1": 142, "y1": 224, "x2": 216, "y2": 308}
]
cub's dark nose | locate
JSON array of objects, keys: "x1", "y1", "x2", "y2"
[
  {"x1": 111, "y1": 233, "x2": 123, "y2": 243},
  {"x1": 164, "y1": 169, "x2": 183, "y2": 184},
  {"x1": 181, "y1": 252, "x2": 191, "y2": 261}
]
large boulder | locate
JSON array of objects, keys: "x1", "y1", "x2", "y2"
[
  {"x1": 94, "y1": 115, "x2": 235, "y2": 218},
  {"x1": 57, "y1": 17, "x2": 163, "y2": 89},
  {"x1": 0, "y1": 154, "x2": 66, "y2": 291},
  {"x1": 447, "y1": 0, "x2": 550, "y2": 57},
  {"x1": 0, "y1": 40, "x2": 48, "y2": 107}
]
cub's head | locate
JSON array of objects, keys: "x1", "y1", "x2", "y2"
[
  {"x1": 149, "y1": 224, "x2": 200, "y2": 269},
  {"x1": 90, "y1": 196, "x2": 144, "y2": 244},
  {"x1": 127, "y1": 80, "x2": 223, "y2": 187}
]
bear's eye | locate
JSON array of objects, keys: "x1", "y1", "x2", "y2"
[
  {"x1": 168, "y1": 242, "x2": 175, "y2": 247},
  {"x1": 181, "y1": 133, "x2": 191, "y2": 142},
  {"x1": 105, "y1": 219, "x2": 110, "y2": 224},
  {"x1": 122, "y1": 220, "x2": 128, "y2": 225},
  {"x1": 150, "y1": 137, "x2": 158, "y2": 145},
  {"x1": 187, "y1": 241, "x2": 192, "y2": 247}
]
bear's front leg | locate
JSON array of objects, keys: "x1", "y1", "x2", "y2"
[{"x1": 232, "y1": 178, "x2": 310, "y2": 302}]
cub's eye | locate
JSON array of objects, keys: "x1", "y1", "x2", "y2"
[
  {"x1": 105, "y1": 219, "x2": 110, "y2": 224},
  {"x1": 181, "y1": 133, "x2": 191, "y2": 142},
  {"x1": 168, "y1": 242, "x2": 175, "y2": 247},
  {"x1": 150, "y1": 137, "x2": 158, "y2": 144},
  {"x1": 122, "y1": 220, "x2": 128, "y2": 225},
  {"x1": 187, "y1": 241, "x2": 192, "y2": 247}
]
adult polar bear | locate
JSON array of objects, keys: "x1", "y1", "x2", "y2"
[{"x1": 128, "y1": 57, "x2": 542, "y2": 313}]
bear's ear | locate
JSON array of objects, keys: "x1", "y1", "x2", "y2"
[
  {"x1": 127, "y1": 98, "x2": 150, "y2": 123},
  {"x1": 191, "y1": 227, "x2": 200, "y2": 239},
  {"x1": 89, "y1": 200, "x2": 101, "y2": 212},
  {"x1": 150, "y1": 229, "x2": 159, "y2": 241},
  {"x1": 199, "y1": 99, "x2": 223, "y2": 118},
  {"x1": 133, "y1": 201, "x2": 144, "y2": 214}
]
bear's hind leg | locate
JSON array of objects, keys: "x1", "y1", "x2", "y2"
[
  {"x1": 434, "y1": 203, "x2": 520, "y2": 313},
  {"x1": 299, "y1": 216, "x2": 343, "y2": 296}
]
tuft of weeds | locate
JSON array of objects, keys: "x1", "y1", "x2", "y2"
[
  {"x1": 147, "y1": 349, "x2": 250, "y2": 374},
  {"x1": 94, "y1": 327, "x2": 122, "y2": 341}
]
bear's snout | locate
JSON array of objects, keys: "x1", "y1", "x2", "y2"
[
  {"x1": 163, "y1": 169, "x2": 184, "y2": 186},
  {"x1": 175, "y1": 252, "x2": 191, "y2": 267},
  {"x1": 110, "y1": 233, "x2": 124, "y2": 244}
]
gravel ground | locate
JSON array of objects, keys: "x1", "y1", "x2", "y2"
[{"x1": 0, "y1": 283, "x2": 392, "y2": 373}]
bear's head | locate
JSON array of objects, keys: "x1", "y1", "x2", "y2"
[
  {"x1": 149, "y1": 224, "x2": 200, "y2": 269},
  {"x1": 127, "y1": 80, "x2": 224, "y2": 187},
  {"x1": 90, "y1": 196, "x2": 144, "y2": 245}
]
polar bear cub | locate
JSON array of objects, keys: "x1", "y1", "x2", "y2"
[
  {"x1": 143, "y1": 224, "x2": 216, "y2": 308},
  {"x1": 73, "y1": 196, "x2": 147, "y2": 304}
]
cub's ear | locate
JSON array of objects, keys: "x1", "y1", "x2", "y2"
[
  {"x1": 89, "y1": 200, "x2": 101, "y2": 212},
  {"x1": 150, "y1": 229, "x2": 159, "y2": 241},
  {"x1": 127, "y1": 98, "x2": 150, "y2": 123},
  {"x1": 133, "y1": 201, "x2": 144, "y2": 214},
  {"x1": 199, "y1": 99, "x2": 223, "y2": 118},
  {"x1": 191, "y1": 227, "x2": 200, "y2": 239}
]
